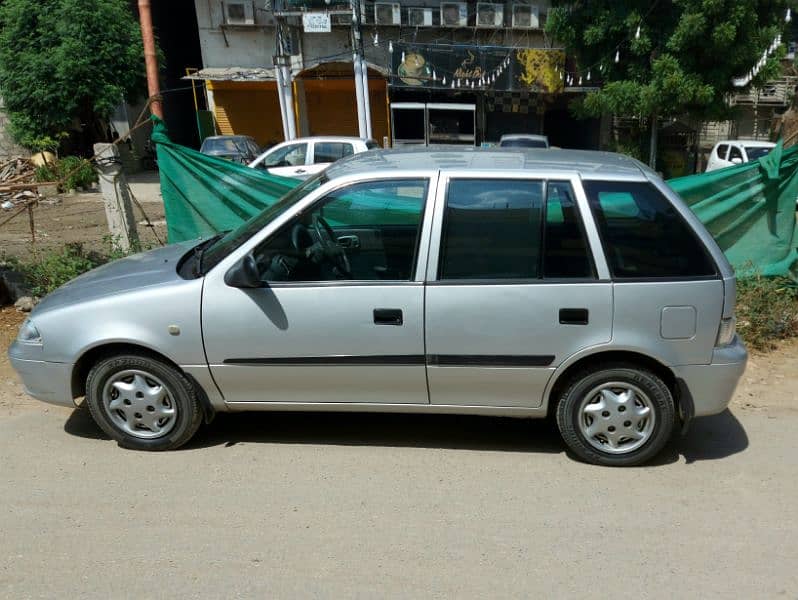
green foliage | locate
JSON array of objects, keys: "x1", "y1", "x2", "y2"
[
  {"x1": 0, "y1": 0, "x2": 147, "y2": 149},
  {"x1": 33, "y1": 156, "x2": 97, "y2": 190},
  {"x1": 25, "y1": 133, "x2": 67, "y2": 154},
  {"x1": 546, "y1": 0, "x2": 790, "y2": 122},
  {"x1": 19, "y1": 243, "x2": 105, "y2": 297},
  {"x1": 12, "y1": 237, "x2": 145, "y2": 297},
  {"x1": 58, "y1": 156, "x2": 97, "y2": 190},
  {"x1": 736, "y1": 274, "x2": 798, "y2": 351}
]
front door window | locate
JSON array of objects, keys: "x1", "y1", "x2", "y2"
[{"x1": 254, "y1": 179, "x2": 429, "y2": 282}]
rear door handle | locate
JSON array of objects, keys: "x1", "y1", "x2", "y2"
[
  {"x1": 559, "y1": 308, "x2": 589, "y2": 325},
  {"x1": 374, "y1": 308, "x2": 403, "y2": 326}
]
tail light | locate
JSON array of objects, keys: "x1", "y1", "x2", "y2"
[{"x1": 716, "y1": 316, "x2": 736, "y2": 346}]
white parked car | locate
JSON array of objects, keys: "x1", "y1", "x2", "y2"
[
  {"x1": 705, "y1": 140, "x2": 775, "y2": 172},
  {"x1": 499, "y1": 134, "x2": 550, "y2": 149},
  {"x1": 248, "y1": 136, "x2": 380, "y2": 179}
]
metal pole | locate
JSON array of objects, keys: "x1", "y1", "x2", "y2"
[
  {"x1": 360, "y1": 55, "x2": 373, "y2": 139},
  {"x1": 282, "y1": 64, "x2": 297, "y2": 140},
  {"x1": 353, "y1": 53, "x2": 368, "y2": 138},
  {"x1": 137, "y1": 0, "x2": 163, "y2": 119},
  {"x1": 274, "y1": 63, "x2": 291, "y2": 140}
]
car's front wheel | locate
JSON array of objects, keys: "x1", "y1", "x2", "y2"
[
  {"x1": 85, "y1": 353, "x2": 202, "y2": 451},
  {"x1": 555, "y1": 364, "x2": 676, "y2": 466}
]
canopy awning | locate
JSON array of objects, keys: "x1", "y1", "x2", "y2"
[{"x1": 183, "y1": 67, "x2": 277, "y2": 82}]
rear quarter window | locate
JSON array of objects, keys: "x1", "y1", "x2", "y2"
[{"x1": 583, "y1": 180, "x2": 716, "y2": 279}]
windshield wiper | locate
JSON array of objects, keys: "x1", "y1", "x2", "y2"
[{"x1": 192, "y1": 232, "x2": 226, "y2": 277}]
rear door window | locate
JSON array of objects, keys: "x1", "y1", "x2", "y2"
[
  {"x1": 728, "y1": 145, "x2": 744, "y2": 162},
  {"x1": 583, "y1": 181, "x2": 716, "y2": 278},
  {"x1": 439, "y1": 179, "x2": 544, "y2": 280},
  {"x1": 544, "y1": 182, "x2": 594, "y2": 278},
  {"x1": 314, "y1": 142, "x2": 355, "y2": 163}
]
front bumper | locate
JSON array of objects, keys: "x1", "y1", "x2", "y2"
[
  {"x1": 672, "y1": 336, "x2": 748, "y2": 417},
  {"x1": 8, "y1": 341, "x2": 75, "y2": 408}
]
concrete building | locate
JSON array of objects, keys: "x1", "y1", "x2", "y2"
[{"x1": 190, "y1": 0, "x2": 603, "y2": 150}]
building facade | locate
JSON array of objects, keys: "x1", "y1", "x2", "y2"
[{"x1": 191, "y1": 0, "x2": 604, "y2": 150}]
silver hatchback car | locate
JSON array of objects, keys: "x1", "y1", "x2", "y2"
[{"x1": 8, "y1": 148, "x2": 747, "y2": 466}]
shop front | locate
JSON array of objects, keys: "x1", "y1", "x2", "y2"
[
  {"x1": 388, "y1": 43, "x2": 599, "y2": 149},
  {"x1": 295, "y1": 61, "x2": 390, "y2": 144}
]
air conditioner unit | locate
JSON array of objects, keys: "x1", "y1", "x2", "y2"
[
  {"x1": 331, "y1": 13, "x2": 352, "y2": 26},
  {"x1": 374, "y1": 2, "x2": 401, "y2": 25},
  {"x1": 224, "y1": 1, "x2": 255, "y2": 25},
  {"x1": 477, "y1": 3, "x2": 503, "y2": 27},
  {"x1": 512, "y1": 4, "x2": 539, "y2": 29},
  {"x1": 407, "y1": 8, "x2": 434, "y2": 27},
  {"x1": 441, "y1": 2, "x2": 467, "y2": 27}
]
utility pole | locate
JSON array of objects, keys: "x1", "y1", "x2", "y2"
[
  {"x1": 138, "y1": 0, "x2": 163, "y2": 119},
  {"x1": 352, "y1": 0, "x2": 371, "y2": 139},
  {"x1": 274, "y1": 20, "x2": 297, "y2": 140}
]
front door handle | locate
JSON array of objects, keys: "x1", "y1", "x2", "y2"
[
  {"x1": 337, "y1": 234, "x2": 360, "y2": 249},
  {"x1": 294, "y1": 168, "x2": 306, "y2": 174},
  {"x1": 374, "y1": 308, "x2": 403, "y2": 326},
  {"x1": 559, "y1": 308, "x2": 589, "y2": 325}
]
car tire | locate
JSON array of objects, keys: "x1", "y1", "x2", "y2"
[
  {"x1": 85, "y1": 353, "x2": 202, "y2": 451},
  {"x1": 555, "y1": 363, "x2": 676, "y2": 466}
]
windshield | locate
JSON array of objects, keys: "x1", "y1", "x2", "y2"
[
  {"x1": 500, "y1": 138, "x2": 548, "y2": 148},
  {"x1": 201, "y1": 137, "x2": 249, "y2": 155},
  {"x1": 199, "y1": 173, "x2": 326, "y2": 273},
  {"x1": 744, "y1": 146, "x2": 773, "y2": 161}
]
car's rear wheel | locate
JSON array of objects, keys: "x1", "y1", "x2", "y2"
[
  {"x1": 555, "y1": 364, "x2": 676, "y2": 466},
  {"x1": 85, "y1": 354, "x2": 202, "y2": 451}
]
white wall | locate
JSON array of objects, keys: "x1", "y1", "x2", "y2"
[{"x1": 194, "y1": 1, "x2": 277, "y2": 68}]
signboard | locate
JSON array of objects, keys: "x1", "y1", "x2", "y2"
[
  {"x1": 302, "y1": 12, "x2": 331, "y2": 33},
  {"x1": 390, "y1": 43, "x2": 565, "y2": 94}
]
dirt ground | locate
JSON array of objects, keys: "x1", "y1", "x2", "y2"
[
  {"x1": 1, "y1": 305, "x2": 797, "y2": 597},
  {"x1": 0, "y1": 173, "x2": 167, "y2": 260}
]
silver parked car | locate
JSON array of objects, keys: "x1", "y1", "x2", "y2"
[{"x1": 8, "y1": 148, "x2": 747, "y2": 466}]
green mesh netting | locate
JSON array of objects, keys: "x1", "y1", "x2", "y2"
[{"x1": 154, "y1": 116, "x2": 798, "y2": 278}]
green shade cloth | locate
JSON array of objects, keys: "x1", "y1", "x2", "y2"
[
  {"x1": 154, "y1": 116, "x2": 798, "y2": 279},
  {"x1": 668, "y1": 140, "x2": 798, "y2": 279},
  {"x1": 152, "y1": 116, "x2": 296, "y2": 243}
]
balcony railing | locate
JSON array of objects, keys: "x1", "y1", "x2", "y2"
[{"x1": 732, "y1": 76, "x2": 798, "y2": 105}]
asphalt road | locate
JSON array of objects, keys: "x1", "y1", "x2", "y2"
[{"x1": 1, "y1": 401, "x2": 797, "y2": 599}]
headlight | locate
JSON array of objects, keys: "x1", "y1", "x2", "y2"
[{"x1": 17, "y1": 319, "x2": 42, "y2": 344}]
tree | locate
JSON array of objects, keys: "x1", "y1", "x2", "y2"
[
  {"x1": 546, "y1": 0, "x2": 791, "y2": 167},
  {"x1": 0, "y1": 0, "x2": 147, "y2": 152}
]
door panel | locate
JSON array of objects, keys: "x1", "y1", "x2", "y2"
[
  {"x1": 425, "y1": 283, "x2": 613, "y2": 407},
  {"x1": 202, "y1": 175, "x2": 435, "y2": 405},
  {"x1": 203, "y1": 285, "x2": 427, "y2": 404}
]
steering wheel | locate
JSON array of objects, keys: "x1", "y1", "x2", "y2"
[
  {"x1": 290, "y1": 216, "x2": 351, "y2": 277},
  {"x1": 312, "y1": 215, "x2": 351, "y2": 276}
]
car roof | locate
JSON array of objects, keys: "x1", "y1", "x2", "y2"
[
  {"x1": 204, "y1": 135, "x2": 254, "y2": 141},
  {"x1": 326, "y1": 147, "x2": 653, "y2": 180},
  {"x1": 715, "y1": 140, "x2": 775, "y2": 148},
  {"x1": 288, "y1": 136, "x2": 368, "y2": 143},
  {"x1": 500, "y1": 134, "x2": 549, "y2": 141}
]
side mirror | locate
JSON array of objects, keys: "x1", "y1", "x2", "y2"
[
  {"x1": 224, "y1": 253, "x2": 262, "y2": 288},
  {"x1": 730, "y1": 157, "x2": 743, "y2": 165}
]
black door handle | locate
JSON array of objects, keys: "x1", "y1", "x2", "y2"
[
  {"x1": 374, "y1": 308, "x2": 403, "y2": 326},
  {"x1": 559, "y1": 308, "x2": 589, "y2": 325}
]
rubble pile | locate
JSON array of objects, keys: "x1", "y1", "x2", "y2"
[{"x1": 0, "y1": 157, "x2": 38, "y2": 210}]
